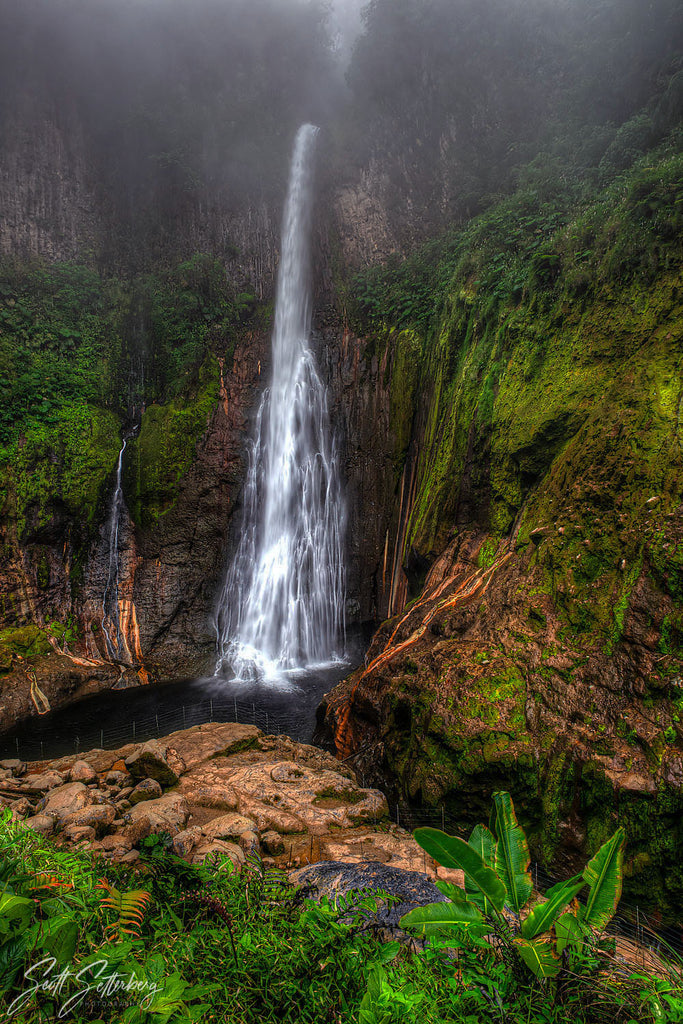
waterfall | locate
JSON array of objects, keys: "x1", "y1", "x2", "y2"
[
  {"x1": 215, "y1": 124, "x2": 346, "y2": 682},
  {"x1": 102, "y1": 433, "x2": 131, "y2": 661}
]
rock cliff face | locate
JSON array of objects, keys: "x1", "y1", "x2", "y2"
[
  {"x1": 319, "y1": 164, "x2": 683, "y2": 916},
  {"x1": 0, "y1": 79, "x2": 285, "y2": 693},
  {"x1": 0, "y1": 332, "x2": 269, "y2": 695}
]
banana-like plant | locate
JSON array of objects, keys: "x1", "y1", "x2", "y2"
[{"x1": 400, "y1": 791, "x2": 625, "y2": 979}]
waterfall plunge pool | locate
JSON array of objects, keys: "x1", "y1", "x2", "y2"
[{"x1": 0, "y1": 627, "x2": 370, "y2": 762}]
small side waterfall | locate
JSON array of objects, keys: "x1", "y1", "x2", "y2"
[
  {"x1": 215, "y1": 124, "x2": 346, "y2": 681},
  {"x1": 102, "y1": 433, "x2": 132, "y2": 661}
]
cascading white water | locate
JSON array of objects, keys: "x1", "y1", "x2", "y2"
[
  {"x1": 215, "y1": 124, "x2": 346, "y2": 682},
  {"x1": 102, "y1": 436, "x2": 128, "y2": 660}
]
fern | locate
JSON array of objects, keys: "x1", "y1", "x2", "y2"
[
  {"x1": 28, "y1": 873, "x2": 73, "y2": 893},
  {"x1": 97, "y1": 880, "x2": 151, "y2": 940}
]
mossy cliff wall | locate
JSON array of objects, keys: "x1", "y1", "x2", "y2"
[
  {"x1": 0, "y1": 254, "x2": 273, "y2": 723},
  {"x1": 323, "y1": 149, "x2": 683, "y2": 918}
]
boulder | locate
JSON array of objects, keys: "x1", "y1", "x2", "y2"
[
  {"x1": 9, "y1": 797, "x2": 33, "y2": 817},
  {"x1": 69, "y1": 761, "x2": 98, "y2": 785},
  {"x1": 346, "y1": 791, "x2": 390, "y2": 825},
  {"x1": 125, "y1": 741, "x2": 178, "y2": 786},
  {"x1": 90, "y1": 789, "x2": 113, "y2": 805},
  {"x1": 201, "y1": 813, "x2": 258, "y2": 842},
  {"x1": 317, "y1": 828, "x2": 441, "y2": 876},
  {"x1": 176, "y1": 779, "x2": 239, "y2": 812},
  {"x1": 179, "y1": 757, "x2": 385, "y2": 835},
  {"x1": 128, "y1": 793, "x2": 190, "y2": 835},
  {"x1": 118, "y1": 817, "x2": 152, "y2": 846},
  {"x1": 163, "y1": 722, "x2": 260, "y2": 771},
  {"x1": 190, "y1": 839, "x2": 245, "y2": 869},
  {"x1": 129, "y1": 779, "x2": 163, "y2": 805},
  {"x1": 261, "y1": 830, "x2": 286, "y2": 856},
  {"x1": 62, "y1": 804, "x2": 116, "y2": 835},
  {"x1": 24, "y1": 814, "x2": 56, "y2": 836},
  {"x1": 238, "y1": 831, "x2": 260, "y2": 855},
  {"x1": 172, "y1": 827, "x2": 204, "y2": 858},
  {"x1": 290, "y1": 862, "x2": 446, "y2": 937},
  {"x1": 105, "y1": 770, "x2": 133, "y2": 788},
  {"x1": 23, "y1": 771, "x2": 65, "y2": 791},
  {"x1": 62, "y1": 824, "x2": 97, "y2": 844},
  {"x1": 46, "y1": 747, "x2": 138, "y2": 775},
  {"x1": 40, "y1": 782, "x2": 92, "y2": 821},
  {"x1": 100, "y1": 834, "x2": 133, "y2": 854}
]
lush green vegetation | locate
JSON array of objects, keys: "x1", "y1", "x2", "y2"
[
  {"x1": 0, "y1": 254, "x2": 257, "y2": 540},
  {"x1": 0, "y1": 621, "x2": 78, "y2": 674},
  {"x1": 350, "y1": 117, "x2": 683, "y2": 559},
  {"x1": 403, "y1": 792, "x2": 625, "y2": 978},
  {"x1": 1, "y1": 805, "x2": 681, "y2": 1023},
  {"x1": 347, "y1": 115, "x2": 683, "y2": 925},
  {"x1": 352, "y1": 118, "x2": 683, "y2": 342}
]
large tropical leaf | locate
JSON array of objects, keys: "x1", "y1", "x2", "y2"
[
  {"x1": 467, "y1": 824, "x2": 497, "y2": 913},
  {"x1": 433, "y1": 880, "x2": 468, "y2": 903},
  {"x1": 468, "y1": 823, "x2": 496, "y2": 866},
  {"x1": 492, "y1": 792, "x2": 533, "y2": 913},
  {"x1": 413, "y1": 829, "x2": 505, "y2": 912},
  {"x1": 521, "y1": 879, "x2": 585, "y2": 940},
  {"x1": 39, "y1": 916, "x2": 79, "y2": 965},
  {"x1": 580, "y1": 827, "x2": 625, "y2": 930},
  {"x1": 400, "y1": 900, "x2": 486, "y2": 937},
  {"x1": 555, "y1": 911, "x2": 585, "y2": 955},
  {"x1": 544, "y1": 873, "x2": 583, "y2": 899},
  {"x1": 0, "y1": 894, "x2": 33, "y2": 936},
  {"x1": 516, "y1": 939, "x2": 560, "y2": 978}
]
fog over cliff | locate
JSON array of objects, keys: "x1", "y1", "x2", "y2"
[{"x1": 1, "y1": 0, "x2": 681, "y2": 265}]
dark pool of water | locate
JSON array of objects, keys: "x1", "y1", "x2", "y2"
[{"x1": 0, "y1": 629, "x2": 370, "y2": 762}]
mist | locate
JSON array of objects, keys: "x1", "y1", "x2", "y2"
[{"x1": 0, "y1": 0, "x2": 681, "y2": 262}]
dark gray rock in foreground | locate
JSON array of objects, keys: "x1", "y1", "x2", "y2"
[{"x1": 290, "y1": 860, "x2": 445, "y2": 935}]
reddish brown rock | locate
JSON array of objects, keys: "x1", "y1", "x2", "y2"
[
  {"x1": 40, "y1": 782, "x2": 92, "y2": 821},
  {"x1": 128, "y1": 793, "x2": 190, "y2": 834}
]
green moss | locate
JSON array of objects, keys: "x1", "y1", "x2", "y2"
[
  {"x1": 477, "y1": 537, "x2": 500, "y2": 569},
  {"x1": 128, "y1": 356, "x2": 219, "y2": 530},
  {"x1": 0, "y1": 253, "x2": 260, "y2": 568},
  {"x1": 0, "y1": 620, "x2": 78, "y2": 674},
  {"x1": 388, "y1": 328, "x2": 423, "y2": 479},
  {"x1": 459, "y1": 663, "x2": 526, "y2": 732},
  {"x1": 4, "y1": 403, "x2": 122, "y2": 540},
  {"x1": 353, "y1": 144, "x2": 683, "y2": 585},
  {"x1": 606, "y1": 558, "x2": 643, "y2": 653}
]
